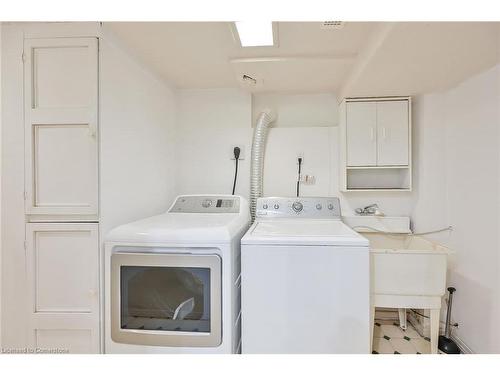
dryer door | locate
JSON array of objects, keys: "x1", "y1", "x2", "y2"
[{"x1": 111, "y1": 252, "x2": 221, "y2": 347}]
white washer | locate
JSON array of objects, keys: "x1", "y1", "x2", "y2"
[
  {"x1": 241, "y1": 197, "x2": 370, "y2": 353},
  {"x1": 104, "y1": 195, "x2": 250, "y2": 353}
]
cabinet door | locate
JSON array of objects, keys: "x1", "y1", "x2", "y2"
[
  {"x1": 24, "y1": 38, "x2": 98, "y2": 219},
  {"x1": 346, "y1": 102, "x2": 377, "y2": 166},
  {"x1": 376, "y1": 100, "x2": 409, "y2": 166},
  {"x1": 25, "y1": 223, "x2": 100, "y2": 353}
]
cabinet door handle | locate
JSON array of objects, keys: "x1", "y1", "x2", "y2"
[
  {"x1": 382, "y1": 127, "x2": 387, "y2": 140},
  {"x1": 89, "y1": 123, "x2": 97, "y2": 139},
  {"x1": 370, "y1": 127, "x2": 375, "y2": 142},
  {"x1": 88, "y1": 114, "x2": 97, "y2": 139}
]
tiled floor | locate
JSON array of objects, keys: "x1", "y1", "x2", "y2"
[{"x1": 372, "y1": 320, "x2": 431, "y2": 354}]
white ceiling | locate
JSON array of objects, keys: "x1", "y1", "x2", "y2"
[
  {"x1": 104, "y1": 21, "x2": 500, "y2": 96},
  {"x1": 344, "y1": 22, "x2": 500, "y2": 97}
]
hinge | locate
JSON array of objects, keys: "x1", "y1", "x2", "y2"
[
  {"x1": 22, "y1": 52, "x2": 25, "y2": 62},
  {"x1": 24, "y1": 241, "x2": 27, "y2": 250},
  {"x1": 24, "y1": 191, "x2": 28, "y2": 200}
]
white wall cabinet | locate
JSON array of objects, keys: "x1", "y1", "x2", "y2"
[
  {"x1": 346, "y1": 99, "x2": 409, "y2": 167},
  {"x1": 24, "y1": 38, "x2": 99, "y2": 220},
  {"x1": 340, "y1": 97, "x2": 412, "y2": 191},
  {"x1": 25, "y1": 223, "x2": 100, "y2": 353}
]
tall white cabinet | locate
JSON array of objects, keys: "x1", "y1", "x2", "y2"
[
  {"x1": 340, "y1": 97, "x2": 412, "y2": 191},
  {"x1": 24, "y1": 38, "x2": 99, "y2": 220},
  {"x1": 23, "y1": 37, "x2": 100, "y2": 352},
  {"x1": 25, "y1": 223, "x2": 99, "y2": 352}
]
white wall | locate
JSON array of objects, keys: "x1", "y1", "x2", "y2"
[
  {"x1": 176, "y1": 90, "x2": 338, "y2": 200},
  {"x1": 253, "y1": 93, "x2": 338, "y2": 128},
  {"x1": 411, "y1": 65, "x2": 500, "y2": 353},
  {"x1": 176, "y1": 89, "x2": 416, "y2": 217},
  {"x1": 263, "y1": 127, "x2": 334, "y2": 197},
  {"x1": 444, "y1": 65, "x2": 500, "y2": 354},
  {"x1": 0, "y1": 22, "x2": 3, "y2": 346},
  {"x1": 1, "y1": 24, "x2": 26, "y2": 348},
  {"x1": 411, "y1": 93, "x2": 449, "y2": 237},
  {"x1": 99, "y1": 31, "x2": 178, "y2": 236},
  {"x1": 176, "y1": 89, "x2": 253, "y2": 198}
]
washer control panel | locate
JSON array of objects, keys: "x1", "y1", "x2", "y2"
[
  {"x1": 169, "y1": 195, "x2": 240, "y2": 213},
  {"x1": 256, "y1": 197, "x2": 341, "y2": 218}
]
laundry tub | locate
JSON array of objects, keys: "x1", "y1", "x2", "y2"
[{"x1": 364, "y1": 233, "x2": 452, "y2": 354}]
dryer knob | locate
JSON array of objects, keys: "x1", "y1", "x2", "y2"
[
  {"x1": 292, "y1": 201, "x2": 303, "y2": 212},
  {"x1": 202, "y1": 199, "x2": 213, "y2": 208},
  {"x1": 273, "y1": 204, "x2": 280, "y2": 209}
]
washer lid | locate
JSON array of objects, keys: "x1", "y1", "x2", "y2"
[{"x1": 242, "y1": 219, "x2": 369, "y2": 246}]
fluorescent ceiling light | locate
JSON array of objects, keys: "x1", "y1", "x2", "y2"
[{"x1": 235, "y1": 21, "x2": 274, "y2": 47}]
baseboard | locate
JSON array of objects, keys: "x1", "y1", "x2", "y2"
[
  {"x1": 407, "y1": 310, "x2": 473, "y2": 354},
  {"x1": 451, "y1": 333, "x2": 474, "y2": 354}
]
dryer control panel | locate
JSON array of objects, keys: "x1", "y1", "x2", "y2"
[
  {"x1": 256, "y1": 197, "x2": 341, "y2": 219},
  {"x1": 169, "y1": 195, "x2": 240, "y2": 213}
]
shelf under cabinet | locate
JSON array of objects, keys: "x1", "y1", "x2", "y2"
[
  {"x1": 344, "y1": 188, "x2": 412, "y2": 192},
  {"x1": 346, "y1": 165, "x2": 409, "y2": 170},
  {"x1": 345, "y1": 166, "x2": 411, "y2": 191}
]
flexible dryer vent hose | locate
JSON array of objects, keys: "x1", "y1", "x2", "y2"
[{"x1": 250, "y1": 110, "x2": 276, "y2": 221}]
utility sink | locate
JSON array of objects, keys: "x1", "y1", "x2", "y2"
[
  {"x1": 364, "y1": 233, "x2": 451, "y2": 297},
  {"x1": 362, "y1": 232, "x2": 452, "y2": 354}
]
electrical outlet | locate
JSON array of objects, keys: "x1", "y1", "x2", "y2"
[
  {"x1": 300, "y1": 175, "x2": 316, "y2": 185},
  {"x1": 230, "y1": 145, "x2": 245, "y2": 160}
]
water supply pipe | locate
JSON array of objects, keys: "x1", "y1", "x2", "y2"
[{"x1": 250, "y1": 110, "x2": 276, "y2": 221}]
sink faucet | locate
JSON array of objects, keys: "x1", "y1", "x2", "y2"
[{"x1": 355, "y1": 204, "x2": 385, "y2": 216}]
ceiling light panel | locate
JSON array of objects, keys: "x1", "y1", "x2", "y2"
[{"x1": 235, "y1": 21, "x2": 274, "y2": 47}]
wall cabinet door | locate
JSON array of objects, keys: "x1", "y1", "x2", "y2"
[
  {"x1": 346, "y1": 101, "x2": 377, "y2": 166},
  {"x1": 25, "y1": 223, "x2": 100, "y2": 353},
  {"x1": 24, "y1": 38, "x2": 98, "y2": 219},
  {"x1": 376, "y1": 100, "x2": 409, "y2": 166}
]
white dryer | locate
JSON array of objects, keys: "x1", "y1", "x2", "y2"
[
  {"x1": 241, "y1": 197, "x2": 370, "y2": 353},
  {"x1": 104, "y1": 195, "x2": 250, "y2": 353}
]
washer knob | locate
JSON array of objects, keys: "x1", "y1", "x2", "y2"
[
  {"x1": 328, "y1": 203, "x2": 334, "y2": 210},
  {"x1": 263, "y1": 204, "x2": 268, "y2": 209},
  {"x1": 202, "y1": 199, "x2": 213, "y2": 208},
  {"x1": 292, "y1": 201, "x2": 303, "y2": 212},
  {"x1": 316, "y1": 204, "x2": 322, "y2": 210},
  {"x1": 273, "y1": 204, "x2": 280, "y2": 210}
]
